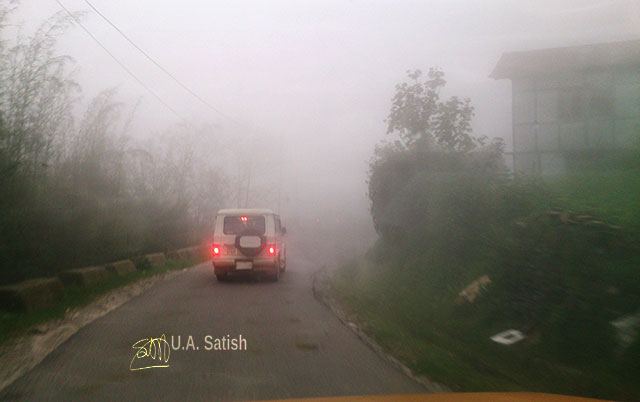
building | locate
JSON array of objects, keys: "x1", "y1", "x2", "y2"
[{"x1": 491, "y1": 39, "x2": 640, "y2": 175}]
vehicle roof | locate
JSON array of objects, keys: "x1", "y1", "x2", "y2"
[{"x1": 216, "y1": 208, "x2": 275, "y2": 216}]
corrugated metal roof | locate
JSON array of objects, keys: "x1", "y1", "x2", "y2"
[{"x1": 490, "y1": 39, "x2": 640, "y2": 79}]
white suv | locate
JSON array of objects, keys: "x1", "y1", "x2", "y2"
[{"x1": 211, "y1": 209, "x2": 286, "y2": 281}]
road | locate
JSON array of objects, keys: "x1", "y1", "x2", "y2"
[{"x1": 0, "y1": 249, "x2": 425, "y2": 401}]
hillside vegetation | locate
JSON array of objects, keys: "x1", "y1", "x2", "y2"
[
  {"x1": 0, "y1": 9, "x2": 230, "y2": 285},
  {"x1": 331, "y1": 69, "x2": 640, "y2": 401}
]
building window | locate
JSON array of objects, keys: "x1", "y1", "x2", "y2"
[
  {"x1": 590, "y1": 88, "x2": 614, "y2": 118},
  {"x1": 559, "y1": 87, "x2": 613, "y2": 121}
]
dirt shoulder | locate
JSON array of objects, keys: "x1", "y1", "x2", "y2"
[
  {"x1": 0, "y1": 266, "x2": 192, "y2": 393},
  {"x1": 311, "y1": 265, "x2": 449, "y2": 393}
]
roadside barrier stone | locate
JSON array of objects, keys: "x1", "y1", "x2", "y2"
[
  {"x1": 0, "y1": 277, "x2": 64, "y2": 311},
  {"x1": 105, "y1": 260, "x2": 136, "y2": 276},
  {"x1": 58, "y1": 266, "x2": 108, "y2": 286},
  {"x1": 145, "y1": 252, "x2": 166, "y2": 268}
]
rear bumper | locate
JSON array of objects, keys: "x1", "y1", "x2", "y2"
[{"x1": 213, "y1": 257, "x2": 277, "y2": 275}]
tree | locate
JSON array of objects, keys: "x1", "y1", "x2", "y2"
[
  {"x1": 369, "y1": 68, "x2": 505, "y2": 238},
  {"x1": 0, "y1": 10, "x2": 80, "y2": 177},
  {"x1": 386, "y1": 68, "x2": 479, "y2": 153},
  {"x1": 0, "y1": 4, "x2": 230, "y2": 284}
]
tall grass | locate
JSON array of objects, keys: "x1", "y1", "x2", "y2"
[{"x1": 0, "y1": 5, "x2": 226, "y2": 285}]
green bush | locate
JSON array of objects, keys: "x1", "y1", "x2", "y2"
[
  {"x1": 362, "y1": 140, "x2": 640, "y2": 390},
  {"x1": 338, "y1": 66, "x2": 640, "y2": 400}
]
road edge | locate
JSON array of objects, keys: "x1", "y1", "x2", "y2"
[
  {"x1": 0, "y1": 263, "x2": 198, "y2": 394},
  {"x1": 311, "y1": 266, "x2": 451, "y2": 393}
]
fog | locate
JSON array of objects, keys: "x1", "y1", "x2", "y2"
[
  {"x1": 2, "y1": 2, "x2": 640, "y2": 399},
  {"x1": 9, "y1": 0, "x2": 640, "y2": 258}
]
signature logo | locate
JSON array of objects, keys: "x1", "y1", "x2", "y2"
[{"x1": 130, "y1": 334, "x2": 171, "y2": 371}]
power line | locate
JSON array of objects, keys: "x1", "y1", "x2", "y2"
[
  {"x1": 54, "y1": 0, "x2": 187, "y2": 122},
  {"x1": 81, "y1": 0, "x2": 244, "y2": 127}
]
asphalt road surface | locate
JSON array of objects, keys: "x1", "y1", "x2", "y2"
[{"x1": 1, "y1": 249, "x2": 424, "y2": 401}]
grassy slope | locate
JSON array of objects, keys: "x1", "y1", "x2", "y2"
[
  {"x1": 545, "y1": 169, "x2": 640, "y2": 233},
  {"x1": 331, "y1": 170, "x2": 640, "y2": 402},
  {"x1": 332, "y1": 262, "x2": 637, "y2": 400}
]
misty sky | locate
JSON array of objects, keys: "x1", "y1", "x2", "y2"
[{"x1": 14, "y1": 0, "x2": 640, "y2": 220}]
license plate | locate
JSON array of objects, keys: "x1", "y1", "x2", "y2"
[{"x1": 236, "y1": 261, "x2": 252, "y2": 270}]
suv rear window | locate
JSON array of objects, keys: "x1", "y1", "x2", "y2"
[{"x1": 223, "y1": 215, "x2": 266, "y2": 235}]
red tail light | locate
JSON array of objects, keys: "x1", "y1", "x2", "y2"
[
  {"x1": 212, "y1": 244, "x2": 221, "y2": 257},
  {"x1": 267, "y1": 244, "x2": 276, "y2": 256}
]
